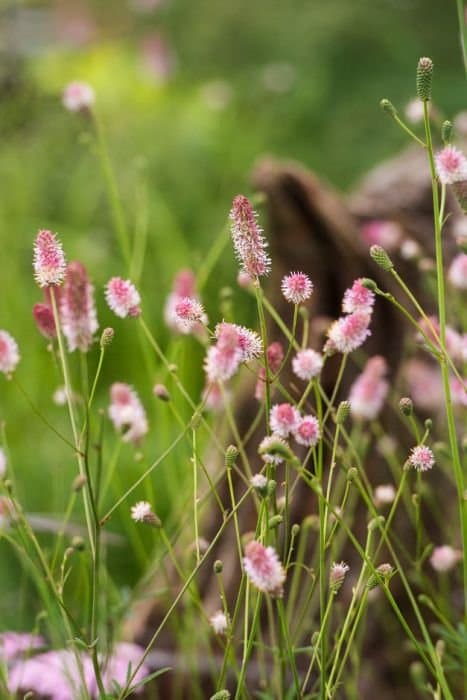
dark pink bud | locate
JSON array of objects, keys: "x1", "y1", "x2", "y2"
[{"x1": 33, "y1": 303, "x2": 57, "y2": 339}]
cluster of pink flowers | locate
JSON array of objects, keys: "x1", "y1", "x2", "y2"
[
  {"x1": 0, "y1": 330, "x2": 20, "y2": 375},
  {"x1": 269, "y1": 403, "x2": 320, "y2": 448},
  {"x1": 108, "y1": 383, "x2": 148, "y2": 443},
  {"x1": 348, "y1": 355, "x2": 389, "y2": 420},
  {"x1": 164, "y1": 269, "x2": 207, "y2": 336},
  {"x1": 230, "y1": 195, "x2": 271, "y2": 278},
  {"x1": 281, "y1": 272, "x2": 313, "y2": 304},
  {"x1": 204, "y1": 322, "x2": 262, "y2": 384},
  {"x1": 105, "y1": 277, "x2": 141, "y2": 318},
  {"x1": 243, "y1": 540, "x2": 286, "y2": 597}
]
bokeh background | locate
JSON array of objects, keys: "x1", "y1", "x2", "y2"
[{"x1": 0, "y1": 0, "x2": 465, "y2": 630}]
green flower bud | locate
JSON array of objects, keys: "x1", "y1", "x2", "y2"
[
  {"x1": 380, "y1": 99, "x2": 398, "y2": 117},
  {"x1": 370, "y1": 244, "x2": 394, "y2": 271},
  {"x1": 416, "y1": 57, "x2": 433, "y2": 101}
]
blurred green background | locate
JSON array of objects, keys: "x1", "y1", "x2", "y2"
[{"x1": 0, "y1": 0, "x2": 465, "y2": 630}]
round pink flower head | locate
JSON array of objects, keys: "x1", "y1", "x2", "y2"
[
  {"x1": 243, "y1": 540, "x2": 286, "y2": 597},
  {"x1": 292, "y1": 348, "x2": 323, "y2": 381},
  {"x1": 360, "y1": 220, "x2": 402, "y2": 251},
  {"x1": 435, "y1": 145, "x2": 467, "y2": 185},
  {"x1": 348, "y1": 355, "x2": 389, "y2": 421},
  {"x1": 32, "y1": 303, "x2": 56, "y2": 339},
  {"x1": 326, "y1": 310, "x2": 372, "y2": 354},
  {"x1": 236, "y1": 325, "x2": 263, "y2": 361},
  {"x1": 230, "y1": 194, "x2": 271, "y2": 278},
  {"x1": 0, "y1": 331, "x2": 20, "y2": 375},
  {"x1": 105, "y1": 277, "x2": 141, "y2": 318},
  {"x1": 174, "y1": 296, "x2": 205, "y2": 332},
  {"x1": 448, "y1": 253, "x2": 467, "y2": 290},
  {"x1": 60, "y1": 262, "x2": 98, "y2": 352},
  {"x1": 293, "y1": 415, "x2": 321, "y2": 447},
  {"x1": 33, "y1": 230, "x2": 66, "y2": 287},
  {"x1": 204, "y1": 324, "x2": 243, "y2": 383},
  {"x1": 430, "y1": 545, "x2": 462, "y2": 573},
  {"x1": 269, "y1": 403, "x2": 300, "y2": 438},
  {"x1": 281, "y1": 272, "x2": 313, "y2": 304},
  {"x1": 406, "y1": 444, "x2": 435, "y2": 472},
  {"x1": 62, "y1": 81, "x2": 95, "y2": 112},
  {"x1": 342, "y1": 278, "x2": 375, "y2": 314}
]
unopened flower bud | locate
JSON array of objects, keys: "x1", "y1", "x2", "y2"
[
  {"x1": 153, "y1": 383, "x2": 170, "y2": 401},
  {"x1": 72, "y1": 474, "x2": 87, "y2": 492},
  {"x1": 370, "y1": 245, "x2": 394, "y2": 271},
  {"x1": 399, "y1": 397, "x2": 413, "y2": 416},
  {"x1": 335, "y1": 400, "x2": 351, "y2": 425},
  {"x1": 329, "y1": 561, "x2": 349, "y2": 592},
  {"x1": 225, "y1": 445, "x2": 239, "y2": 468},
  {"x1": 267, "y1": 479, "x2": 277, "y2": 497},
  {"x1": 291, "y1": 523, "x2": 300, "y2": 537},
  {"x1": 213, "y1": 559, "x2": 223, "y2": 574},
  {"x1": 360, "y1": 277, "x2": 377, "y2": 292},
  {"x1": 347, "y1": 467, "x2": 358, "y2": 482},
  {"x1": 380, "y1": 99, "x2": 398, "y2": 117},
  {"x1": 441, "y1": 120, "x2": 453, "y2": 145},
  {"x1": 71, "y1": 536, "x2": 85, "y2": 551},
  {"x1": 410, "y1": 661, "x2": 427, "y2": 689},
  {"x1": 416, "y1": 57, "x2": 433, "y2": 102},
  {"x1": 268, "y1": 514, "x2": 283, "y2": 529},
  {"x1": 250, "y1": 473, "x2": 268, "y2": 496},
  {"x1": 424, "y1": 418, "x2": 432, "y2": 431},
  {"x1": 100, "y1": 327, "x2": 114, "y2": 347},
  {"x1": 368, "y1": 515, "x2": 385, "y2": 531},
  {"x1": 367, "y1": 563, "x2": 394, "y2": 589},
  {"x1": 210, "y1": 691, "x2": 231, "y2": 700}
]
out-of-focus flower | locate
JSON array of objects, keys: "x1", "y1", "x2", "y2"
[
  {"x1": 0, "y1": 331, "x2": 20, "y2": 375},
  {"x1": 292, "y1": 348, "x2": 323, "y2": 381},
  {"x1": 451, "y1": 376, "x2": 467, "y2": 407},
  {"x1": 293, "y1": 415, "x2": 321, "y2": 447},
  {"x1": 448, "y1": 253, "x2": 467, "y2": 289},
  {"x1": 140, "y1": 33, "x2": 175, "y2": 82},
  {"x1": 62, "y1": 81, "x2": 95, "y2": 112},
  {"x1": 250, "y1": 473, "x2": 268, "y2": 492},
  {"x1": 269, "y1": 403, "x2": 300, "y2": 438},
  {"x1": 329, "y1": 562, "x2": 349, "y2": 592},
  {"x1": 260, "y1": 62, "x2": 296, "y2": 93},
  {"x1": 404, "y1": 98, "x2": 425, "y2": 124},
  {"x1": 243, "y1": 540, "x2": 286, "y2": 597},
  {"x1": 281, "y1": 272, "x2": 313, "y2": 304},
  {"x1": 204, "y1": 323, "x2": 261, "y2": 383},
  {"x1": 325, "y1": 310, "x2": 372, "y2": 354},
  {"x1": 164, "y1": 269, "x2": 206, "y2": 336},
  {"x1": 374, "y1": 484, "x2": 396, "y2": 507},
  {"x1": 255, "y1": 342, "x2": 284, "y2": 400},
  {"x1": 33, "y1": 302, "x2": 56, "y2": 339},
  {"x1": 105, "y1": 278, "x2": 141, "y2": 318},
  {"x1": 60, "y1": 262, "x2": 98, "y2": 352},
  {"x1": 258, "y1": 434, "x2": 289, "y2": 465},
  {"x1": 230, "y1": 195, "x2": 271, "y2": 278},
  {"x1": 202, "y1": 382, "x2": 225, "y2": 412},
  {"x1": 406, "y1": 445, "x2": 435, "y2": 472},
  {"x1": 200, "y1": 80, "x2": 233, "y2": 111},
  {"x1": 173, "y1": 297, "x2": 206, "y2": 332},
  {"x1": 360, "y1": 220, "x2": 402, "y2": 251},
  {"x1": 0, "y1": 447, "x2": 6, "y2": 478},
  {"x1": 417, "y1": 316, "x2": 464, "y2": 363},
  {"x1": 430, "y1": 545, "x2": 462, "y2": 572},
  {"x1": 209, "y1": 611, "x2": 229, "y2": 634},
  {"x1": 108, "y1": 383, "x2": 148, "y2": 443},
  {"x1": 33, "y1": 230, "x2": 66, "y2": 288},
  {"x1": 342, "y1": 278, "x2": 375, "y2": 314},
  {"x1": 403, "y1": 359, "x2": 444, "y2": 411},
  {"x1": 131, "y1": 501, "x2": 160, "y2": 526},
  {"x1": 0, "y1": 632, "x2": 44, "y2": 663},
  {"x1": 435, "y1": 145, "x2": 467, "y2": 185},
  {"x1": 349, "y1": 356, "x2": 389, "y2": 420},
  {"x1": 400, "y1": 238, "x2": 421, "y2": 260}
]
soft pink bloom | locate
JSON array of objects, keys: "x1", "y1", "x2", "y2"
[
  {"x1": 33, "y1": 302, "x2": 57, "y2": 339},
  {"x1": 406, "y1": 445, "x2": 435, "y2": 472},
  {"x1": 164, "y1": 269, "x2": 206, "y2": 335},
  {"x1": 174, "y1": 297, "x2": 205, "y2": 332},
  {"x1": 451, "y1": 376, "x2": 467, "y2": 407},
  {"x1": 400, "y1": 238, "x2": 421, "y2": 260},
  {"x1": 326, "y1": 310, "x2": 372, "y2": 354},
  {"x1": 258, "y1": 434, "x2": 288, "y2": 465},
  {"x1": 293, "y1": 415, "x2": 321, "y2": 447},
  {"x1": 281, "y1": 272, "x2": 313, "y2": 304},
  {"x1": 230, "y1": 195, "x2": 271, "y2": 278},
  {"x1": 209, "y1": 611, "x2": 229, "y2": 634},
  {"x1": 8, "y1": 649, "x2": 93, "y2": 700},
  {"x1": 374, "y1": 484, "x2": 396, "y2": 506},
  {"x1": 130, "y1": 501, "x2": 153, "y2": 522},
  {"x1": 448, "y1": 253, "x2": 467, "y2": 289},
  {"x1": 255, "y1": 342, "x2": 284, "y2": 400},
  {"x1": 204, "y1": 323, "x2": 261, "y2": 383},
  {"x1": 237, "y1": 270, "x2": 254, "y2": 288},
  {"x1": 105, "y1": 277, "x2": 141, "y2": 318},
  {"x1": 33, "y1": 230, "x2": 66, "y2": 287},
  {"x1": 140, "y1": 33, "x2": 175, "y2": 82},
  {"x1": 404, "y1": 98, "x2": 425, "y2": 124},
  {"x1": 60, "y1": 262, "x2": 98, "y2": 352},
  {"x1": 62, "y1": 81, "x2": 95, "y2": 112},
  {"x1": 430, "y1": 545, "x2": 462, "y2": 572},
  {"x1": 243, "y1": 540, "x2": 286, "y2": 597},
  {"x1": 349, "y1": 356, "x2": 389, "y2": 420},
  {"x1": 403, "y1": 359, "x2": 444, "y2": 411},
  {"x1": 108, "y1": 383, "x2": 148, "y2": 443},
  {"x1": 0, "y1": 331, "x2": 20, "y2": 375},
  {"x1": 360, "y1": 220, "x2": 402, "y2": 251},
  {"x1": 269, "y1": 403, "x2": 300, "y2": 437},
  {"x1": 435, "y1": 145, "x2": 467, "y2": 185},
  {"x1": 250, "y1": 473, "x2": 268, "y2": 490},
  {"x1": 417, "y1": 316, "x2": 464, "y2": 362},
  {"x1": 0, "y1": 632, "x2": 44, "y2": 663},
  {"x1": 329, "y1": 562, "x2": 349, "y2": 591},
  {"x1": 201, "y1": 382, "x2": 225, "y2": 411},
  {"x1": 292, "y1": 348, "x2": 323, "y2": 381},
  {"x1": 342, "y1": 278, "x2": 375, "y2": 314}
]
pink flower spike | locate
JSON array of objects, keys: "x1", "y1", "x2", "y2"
[
  {"x1": 349, "y1": 356, "x2": 389, "y2": 420},
  {"x1": 33, "y1": 230, "x2": 66, "y2": 287},
  {"x1": 342, "y1": 278, "x2": 375, "y2": 314},
  {"x1": 435, "y1": 145, "x2": 467, "y2": 185},
  {"x1": 60, "y1": 262, "x2": 98, "y2": 352},
  {"x1": 62, "y1": 81, "x2": 95, "y2": 112},
  {"x1": 326, "y1": 310, "x2": 372, "y2": 354},
  {"x1": 292, "y1": 348, "x2": 323, "y2": 381},
  {"x1": 281, "y1": 272, "x2": 313, "y2": 304},
  {"x1": 269, "y1": 403, "x2": 300, "y2": 437},
  {"x1": 430, "y1": 545, "x2": 462, "y2": 572},
  {"x1": 33, "y1": 303, "x2": 57, "y2": 339},
  {"x1": 293, "y1": 415, "x2": 321, "y2": 447},
  {"x1": 230, "y1": 195, "x2": 271, "y2": 278},
  {"x1": 105, "y1": 277, "x2": 141, "y2": 318},
  {"x1": 108, "y1": 383, "x2": 148, "y2": 443},
  {"x1": 243, "y1": 540, "x2": 286, "y2": 597},
  {"x1": 406, "y1": 445, "x2": 435, "y2": 472},
  {"x1": 0, "y1": 331, "x2": 20, "y2": 375},
  {"x1": 448, "y1": 253, "x2": 467, "y2": 289},
  {"x1": 174, "y1": 296, "x2": 205, "y2": 331}
]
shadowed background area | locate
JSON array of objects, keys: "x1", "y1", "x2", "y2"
[{"x1": 0, "y1": 0, "x2": 464, "y2": 630}]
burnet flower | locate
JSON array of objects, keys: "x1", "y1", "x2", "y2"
[
  {"x1": 173, "y1": 297, "x2": 206, "y2": 332},
  {"x1": 429, "y1": 545, "x2": 462, "y2": 572},
  {"x1": 293, "y1": 415, "x2": 321, "y2": 447},
  {"x1": 348, "y1": 356, "x2": 389, "y2": 421},
  {"x1": 230, "y1": 195, "x2": 271, "y2": 278},
  {"x1": 258, "y1": 434, "x2": 289, "y2": 465},
  {"x1": 33, "y1": 230, "x2": 66, "y2": 288},
  {"x1": 108, "y1": 383, "x2": 148, "y2": 443},
  {"x1": 342, "y1": 278, "x2": 375, "y2": 314},
  {"x1": 448, "y1": 253, "x2": 467, "y2": 290},
  {"x1": 325, "y1": 310, "x2": 372, "y2": 354},
  {"x1": 374, "y1": 484, "x2": 396, "y2": 507},
  {"x1": 105, "y1": 277, "x2": 141, "y2": 318},
  {"x1": 0, "y1": 331, "x2": 20, "y2": 375},
  {"x1": 131, "y1": 501, "x2": 160, "y2": 526},
  {"x1": 209, "y1": 610, "x2": 229, "y2": 635},
  {"x1": 281, "y1": 272, "x2": 313, "y2": 304},
  {"x1": 269, "y1": 403, "x2": 300, "y2": 438},
  {"x1": 0, "y1": 632, "x2": 44, "y2": 663},
  {"x1": 204, "y1": 323, "x2": 262, "y2": 384},
  {"x1": 329, "y1": 562, "x2": 349, "y2": 592},
  {"x1": 33, "y1": 303, "x2": 56, "y2": 339},
  {"x1": 406, "y1": 445, "x2": 435, "y2": 472},
  {"x1": 60, "y1": 262, "x2": 98, "y2": 352},
  {"x1": 292, "y1": 348, "x2": 323, "y2": 381},
  {"x1": 435, "y1": 145, "x2": 467, "y2": 185},
  {"x1": 243, "y1": 540, "x2": 286, "y2": 597},
  {"x1": 62, "y1": 81, "x2": 95, "y2": 112},
  {"x1": 164, "y1": 269, "x2": 207, "y2": 335}
]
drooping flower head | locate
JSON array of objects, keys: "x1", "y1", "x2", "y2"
[
  {"x1": 349, "y1": 356, "x2": 389, "y2": 420},
  {"x1": 243, "y1": 540, "x2": 286, "y2": 597},
  {"x1": 0, "y1": 331, "x2": 20, "y2": 375},
  {"x1": 325, "y1": 310, "x2": 372, "y2": 354},
  {"x1": 406, "y1": 445, "x2": 435, "y2": 472},
  {"x1": 281, "y1": 272, "x2": 313, "y2": 304},
  {"x1": 292, "y1": 348, "x2": 323, "y2": 381},
  {"x1": 329, "y1": 562, "x2": 349, "y2": 592},
  {"x1": 342, "y1": 278, "x2": 375, "y2": 314},
  {"x1": 60, "y1": 262, "x2": 98, "y2": 352},
  {"x1": 105, "y1": 277, "x2": 141, "y2": 318},
  {"x1": 269, "y1": 403, "x2": 300, "y2": 438},
  {"x1": 293, "y1": 415, "x2": 321, "y2": 447},
  {"x1": 33, "y1": 230, "x2": 66, "y2": 287},
  {"x1": 360, "y1": 220, "x2": 402, "y2": 251},
  {"x1": 62, "y1": 81, "x2": 95, "y2": 112},
  {"x1": 258, "y1": 434, "x2": 289, "y2": 465},
  {"x1": 108, "y1": 383, "x2": 148, "y2": 443},
  {"x1": 435, "y1": 145, "x2": 467, "y2": 185},
  {"x1": 230, "y1": 195, "x2": 271, "y2": 278},
  {"x1": 164, "y1": 268, "x2": 207, "y2": 336}
]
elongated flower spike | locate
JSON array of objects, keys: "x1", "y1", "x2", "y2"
[
  {"x1": 33, "y1": 230, "x2": 66, "y2": 287},
  {"x1": 60, "y1": 262, "x2": 98, "y2": 352},
  {"x1": 0, "y1": 331, "x2": 20, "y2": 376},
  {"x1": 230, "y1": 195, "x2": 271, "y2": 278}
]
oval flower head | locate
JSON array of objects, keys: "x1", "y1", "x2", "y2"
[
  {"x1": 230, "y1": 195, "x2": 271, "y2": 278},
  {"x1": 0, "y1": 331, "x2": 20, "y2": 375},
  {"x1": 62, "y1": 81, "x2": 95, "y2": 112},
  {"x1": 406, "y1": 444, "x2": 435, "y2": 472},
  {"x1": 325, "y1": 310, "x2": 372, "y2": 354},
  {"x1": 60, "y1": 262, "x2": 98, "y2": 352},
  {"x1": 173, "y1": 297, "x2": 205, "y2": 333},
  {"x1": 293, "y1": 415, "x2": 321, "y2": 447},
  {"x1": 429, "y1": 545, "x2": 462, "y2": 572},
  {"x1": 281, "y1": 272, "x2": 313, "y2": 304},
  {"x1": 243, "y1": 540, "x2": 286, "y2": 597},
  {"x1": 348, "y1": 356, "x2": 389, "y2": 421},
  {"x1": 33, "y1": 303, "x2": 56, "y2": 339},
  {"x1": 269, "y1": 403, "x2": 300, "y2": 438},
  {"x1": 33, "y1": 230, "x2": 66, "y2": 287},
  {"x1": 342, "y1": 278, "x2": 375, "y2": 314},
  {"x1": 292, "y1": 348, "x2": 323, "y2": 381},
  {"x1": 108, "y1": 383, "x2": 148, "y2": 443},
  {"x1": 105, "y1": 277, "x2": 141, "y2": 318}
]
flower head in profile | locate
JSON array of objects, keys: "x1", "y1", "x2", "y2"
[
  {"x1": 349, "y1": 356, "x2": 389, "y2": 420},
  {"x1": 325, "y1": 310, "x2": 372, "y2": 354},
  {"x1": 131, "y1": 501, "x2": 160, "y2": 527},
  {"x1": 209, "y1": 610, "x2": 229, "y2": 635},
  {"x1": 269, "y1": 403, "x2": 300, "y2": 438},
  {"x1": 429, "y1": 545, "x2": 462, "y2": 572},
  {"x1": 105, "y1": 277, "x2": 141, "y2": 318},
  {"x1": 329, "y1": 562, "x2": 349, "y2": 592},
  {"x1": 230, "y1": 195, "x2": 271, "y2": 278},
  {"x1": 0, "y1": 331, "x2": 20, "y2": 375},
  {"x1": 406, "y1": 445, "x2": 435, "y2": 472},
  {"x1": 258, "y1": 434, "x2": 290, "y2": 465},
  {"x1": 204, "y1": 323, "x2": 261, "y2": 384},
  {"x1": 342, "y1": 278, "x2": 375, "y2": 314},
  {"x1": 243, "y1": 540, "x2": 286, "y2": 597},
  {"x1": 281, "y1": 272, "x2": 313, "y2": 304},
  {"x1": 62, "y1": 81, "x2": 95, "y2": 112},
  {"x1": 174, "y1": 297, "x2": 206, "y2": 332},
  {"x1": 293, "y1": 415, "x2": 321, "y2": 447},
  {"x1": 33, "y1": 230, "x2": 66, "y2": 287},
  {"x1": 60, "y1": 262, "x2": 98, "y2": 352},
  {"x1": 292, "y1": 348, "x2": 323, "y2": 381},
  {"x1": 435, "y1": 145, "x2": 467, "y2": 185},
  {"x1": 108, "y1": 383, "x2": 148, "y2": 443}
]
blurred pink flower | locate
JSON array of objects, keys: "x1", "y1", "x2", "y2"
[
  {"x1": 105, "y1": 277, "x2": 141, "y2": 318},
  {"x1": 0, "y1": 331, "x2": 20, "y2": 375},
  {"x1": 269, "y1": 403, "x2": 300, "y2": 437},
  {"x1": 243, "y1": 540, "x2": 286, "y2": 597},
  {"x1": 62, "y1": 81, "x2": 95, "y2": 112},
  {"x1": 349, "y1": 356, "x2": 389, "y2": 420},
  {"x1": 292, "y1": 348, "x2": 323, "y2": 381},
  {"x1": 430, "y1": 545, "x2": 462, "y2": 572},
  {"x1": 33, "y1": 302, "x2": 56, "y2": 339},
  {"x1": 406, "y1": 445, "x2": 435, "y2": 472},
  {"x1": 140, "y1": 33, "x2": 176, "y2": 81},
  {"x1": 435, "y1": 145, "x2": 467, "y2": 185},
  {"x1": 448, "y1": 253, "x2": 467, "y2": 289},
  {"x1": 108, "y1": 383, "x2": 148, "y2": 443},
  {"x1": 60, "y1": 262, "x2": 98, "y2": 352},
  {"x1": 360, "y1": 220, "x2": 402, "y2": 251}
]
